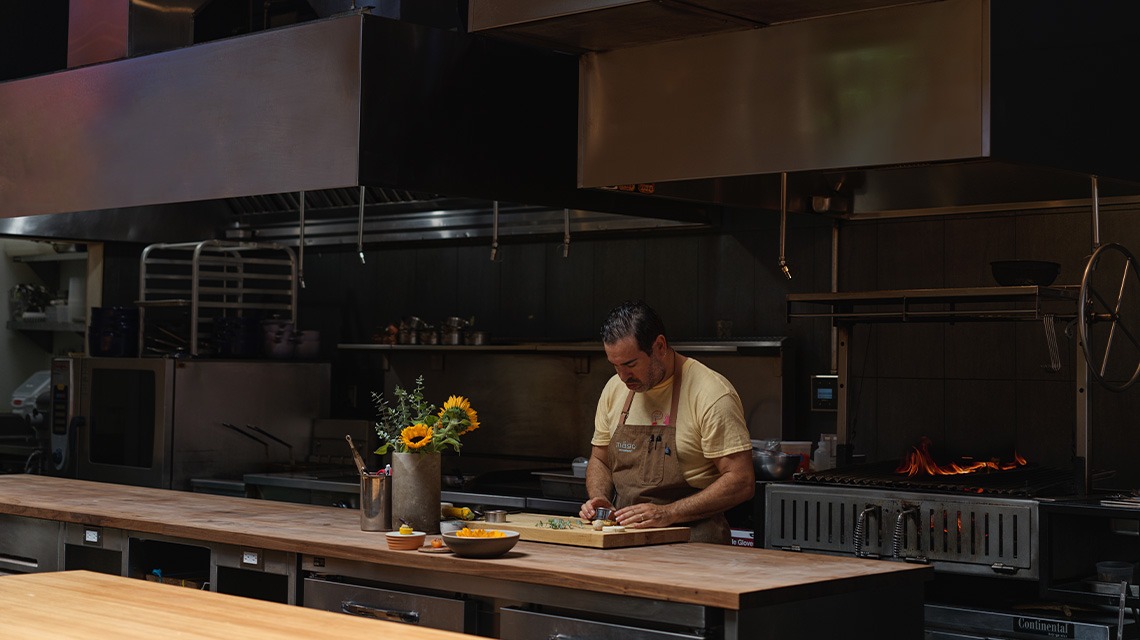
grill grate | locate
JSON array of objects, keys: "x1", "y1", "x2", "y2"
[
  {"x1": 795, "y1": 461, "x2": 1074, "y2": 497},
  {"x1": 765, "y1": 484, "x2": 1039, "y2": 578}
]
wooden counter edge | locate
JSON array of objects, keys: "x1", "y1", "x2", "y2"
[{"x1": 0, "y1": 476, "x2": 934, "y2": 611}]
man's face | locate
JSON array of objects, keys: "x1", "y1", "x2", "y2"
[{"x1": 604, "y1": 335, "x2": 667, "y2": 393}]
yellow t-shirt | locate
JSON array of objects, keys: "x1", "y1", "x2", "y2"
[{"x1": 592, "y1": 357, "x2": 751, "y2": 489}]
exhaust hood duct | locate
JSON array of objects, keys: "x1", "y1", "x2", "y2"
[
  {"x1": 67, "y1": 0, "x2": 222, "y2": 68},
  {"x1": 0, "y1": 12, "x2": 715, "y2": 241},
  {"x1": 556, "y1": 0, "x2": 1140, "y2": 216},
  {"x1": 468, "y1": 0, "x2": 917, "y2": 53}
]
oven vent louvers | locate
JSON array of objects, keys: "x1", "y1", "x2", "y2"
[{"x1": 766, "y1": 485, "x2": 1038, "y2": 579}]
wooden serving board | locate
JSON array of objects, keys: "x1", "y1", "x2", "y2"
[{"x1": 462, "y1": 512, "x2": 689, "y2": 548}]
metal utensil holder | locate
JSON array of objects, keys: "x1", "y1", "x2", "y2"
[
  {"x1": 137, "y1": 240, "x2": 297, "y2": 356},
  {"x1": 360, "y1": 474, "x2": 392, "y2": 531}
]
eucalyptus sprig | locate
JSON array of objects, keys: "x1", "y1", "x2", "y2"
[
  {"x1": 372, "y1": 376, "x2": 481, "y2": 455},
  {"x1": 372, "y1": 375, "x2": 435, "y2": 455}
]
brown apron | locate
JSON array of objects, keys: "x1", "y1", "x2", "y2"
[{"x1": 608, "y1": 355, "x2": 731, "y2": 544}]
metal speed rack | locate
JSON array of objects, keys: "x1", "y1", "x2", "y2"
[{"x1": 137, "y1": 240, "x2": 297, "y2": 356}]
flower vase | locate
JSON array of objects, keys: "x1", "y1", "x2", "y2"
[{"x1": 391, "y1": 451, "x2": 441, "y2": 534}]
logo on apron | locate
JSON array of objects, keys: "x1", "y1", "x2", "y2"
[{"x1": 616, "y1": 441, "x2": 637, "y2": 453}]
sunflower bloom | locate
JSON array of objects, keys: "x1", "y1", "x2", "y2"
[
  {"x1": 460, "y1": 409, "x2": 479, "y2": 435},
  {"x1": 400, "y1": 423, "x2": 434, "y2": 449},
  {"x1": 440, "y1": 395, "x2": 480, "y2": 434}
]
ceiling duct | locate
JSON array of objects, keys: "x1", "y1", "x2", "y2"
[
  {"x1": 0, "y1": 10, "x2": 717, "y2": 242},
  {"x1": 467, "y1": 0, "x2": 913, "y2": 52},
  {"x1": 473, "y1": 0, "x2": 1140, "y2": 217}
]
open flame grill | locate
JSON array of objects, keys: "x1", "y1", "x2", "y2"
[
  {"x1": 766, "y1": 484, "x2": 1039, "y2": 579},
  {"x1": 794, "y1": 461, "x2": 1075, "y2": 497}
]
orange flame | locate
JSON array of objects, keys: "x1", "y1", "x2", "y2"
[{"x1": 895, "y1": 437, "x2": 1027, "y2": 477}]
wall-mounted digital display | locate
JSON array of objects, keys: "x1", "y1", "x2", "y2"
[{"x1": 810, "y1": 375, "x2": 838, "y2": 412}]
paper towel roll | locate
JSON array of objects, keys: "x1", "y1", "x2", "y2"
[{"x1": 67, "y1": 276, "x2": 85, "y2": 323}]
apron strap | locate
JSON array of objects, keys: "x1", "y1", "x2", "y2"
[{"x1": 618, "y1": 389, "x2": 635, "y2": 429}]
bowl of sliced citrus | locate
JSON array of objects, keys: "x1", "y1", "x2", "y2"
[{"x1": 441, "y1": 527, "x2": 520, "y2": 558}]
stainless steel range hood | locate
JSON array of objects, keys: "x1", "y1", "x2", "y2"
[
  {"x1": 0, "y1": 9, "x2": 715, "y2": 242},
  {"x1": 474, "y1": 0, "x2": 1140, "y2": 218}
]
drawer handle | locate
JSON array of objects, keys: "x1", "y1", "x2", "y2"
[
  {"x1": 341, "y1": 600, "x2": 420, "y2": 624},
  {"x1": 0, "y1": 554, "x2": 38, "y2": 568}
]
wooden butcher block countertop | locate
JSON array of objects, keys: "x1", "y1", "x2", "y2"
[
  {"x1": 0, "y1": 475, "x2": 931, "y2": 610},
  {"x1": 0, "y1": 570, "x2": 479, "y2": 640}
]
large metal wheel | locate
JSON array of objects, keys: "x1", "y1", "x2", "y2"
[{"x1": 1078, "y1": 242, "x2": 1140, "y2": 392}]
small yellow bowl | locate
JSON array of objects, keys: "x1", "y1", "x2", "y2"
[{"x1": 385, "y1": 530, "x2": 426, "y2": 550}]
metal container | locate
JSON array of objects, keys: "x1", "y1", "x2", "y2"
[
  {"x1": 360, "y1": 474, "x2": 392, "y2": 531},
  {"x1": 751, "y1": 450, "x2": 800, "y2": 480},
  {"x1": 485, "y1": 509, "x2": 508, "y2": 523}
]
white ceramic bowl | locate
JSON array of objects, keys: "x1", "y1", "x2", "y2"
[{"x1": 441, "y1": 530, "x2": 520, "y2": 558}]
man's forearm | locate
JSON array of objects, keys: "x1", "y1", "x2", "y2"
[
  {"x1": 662, "y1": 451, "x2": 754, "y2": 524},
  {"x1": 663, "y1": 473, "x2": 751, "y2": 523},
  {"x1": 585, "y1": 448, "x2": 613, "y2": 502}
]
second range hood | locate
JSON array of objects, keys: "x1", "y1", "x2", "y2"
[
  {"x1": 0, "y1": 11, "x2": 715, "y2": 242},
  {"x1": 477, "y1": 0, "x2": 1140, "y2": 217}
]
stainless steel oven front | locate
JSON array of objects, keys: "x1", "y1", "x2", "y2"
[
  {"x1": 68, "y1": 356, "x2": 330, "y2": 490},
  {"x1": 76, "y1": 357, "x2": 175, "y2": 488}
]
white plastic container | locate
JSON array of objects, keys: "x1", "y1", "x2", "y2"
[
  {"x1": 49, "y1": 300, "x2": 69, "y2": 323},
  {"x1": 813, "y1": 434, "x2": 838, "y2": 471},
  {"x1": 571, "y1": 457, "x2": 588, "y2": 478},
  {"x1": 67, "y1": 276, "x2": 85, "y2": 323}
]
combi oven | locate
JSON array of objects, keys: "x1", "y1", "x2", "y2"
[{"x1": 49, "y1": 356, "x2": 329, "y2": 490}]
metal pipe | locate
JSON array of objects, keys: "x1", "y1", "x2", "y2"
[
  {"x1": 357, "y1": 185, "x2": 366, "y2": 264},
  {"x1": 562, "y1": 208, "x2": 571, "y2": 258},
  {"x1": 779, "y1": 172, "x2": 791, "y2": 279},
  {"x1": 830, "y1": 221, "x2": 839, "y2": 373},
  {"x1": 298, "y1": 190, "x2": 306, "y2": 289},
  {"x1": 490, "y1": 200, "x2": 500, "y2": 262},
  {"x1": 1092, "y1": 175, "x2": 1101, "y2": 250}
]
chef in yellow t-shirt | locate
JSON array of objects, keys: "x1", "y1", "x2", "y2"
[{"x1": 579, "y1": 300, "x2": 755, "y2": 544}]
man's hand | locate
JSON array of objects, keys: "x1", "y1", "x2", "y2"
[
  {"x1": 614, "y1": 502, "x2": 674, "y2": 529},
  {"x1": 579, "y1": 497, "x2": 614, "y2": 521}
]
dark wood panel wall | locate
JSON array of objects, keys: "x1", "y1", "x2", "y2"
[{"x1": 98, "y1": 204, "x2": 1140, "y2": 490}]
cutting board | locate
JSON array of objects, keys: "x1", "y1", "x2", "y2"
[{"x1": 462, "y1": 512, "x2": 689, "y2": 548}]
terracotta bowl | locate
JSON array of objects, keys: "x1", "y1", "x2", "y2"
[
  {"x1": 385, "y1": 530, "x2": 426, "y2": 550},
  {"x1": 441, "y1": 530, "x2": 520, "y2": 558}
]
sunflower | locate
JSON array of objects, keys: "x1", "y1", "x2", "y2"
[
  {"x1": 440, "y1": 395, "x2": 480, "y2": 434},
  {"x1": 400, "y1": 423, "x2": 434, "y2": 449}
]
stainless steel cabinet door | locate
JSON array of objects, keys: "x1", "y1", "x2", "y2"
[
  {"x1": 500, "y1": 606, "x2": 705, "y2": 640},
  {"x1": 0, "y1": 515, "x2": 60, "y2": 574},
  {"x1": 303, "y1": 577, "x2": 473, "y2": 633}
]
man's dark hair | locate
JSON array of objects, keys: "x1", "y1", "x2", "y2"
[{"x1": 601, "y1": 300, "x2": 667, "y2": 354}]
